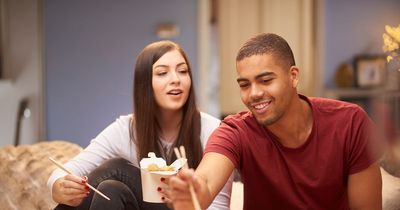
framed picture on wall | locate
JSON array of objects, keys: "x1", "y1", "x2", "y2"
[{"x1": 354, "y1": 55, "x2": 386, "y2": 88}]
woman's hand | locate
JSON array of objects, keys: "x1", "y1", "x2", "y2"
[{"x1": 52, "y1": 175, "x2": 90, "y2": 206}]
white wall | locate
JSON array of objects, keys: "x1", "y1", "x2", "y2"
[{"x1": 0, "y1": 0, "x2": 43, "y2": 146}]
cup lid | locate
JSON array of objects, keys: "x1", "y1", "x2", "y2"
[
  {"x1": 139, "y1": 152, "x2": 166, "y2": 168},
  {"x1": 169, "y1": 157, "x2": 186, "y2": 170}
]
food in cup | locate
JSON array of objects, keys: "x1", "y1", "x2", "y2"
[{"x1": 147, "y1": 163, "x2": 175, "y2": 172}]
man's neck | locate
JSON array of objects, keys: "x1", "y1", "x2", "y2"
[{"x1": 267, "y1": 97, "x2": 313, "y2": 148}]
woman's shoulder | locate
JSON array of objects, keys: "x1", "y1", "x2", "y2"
[
  {"x1": 200, "y1": 112, "x2": 221, "y2": 128},
  {"x1": 199, "y1": 112, "x2": 221, "y2": 145},
  {"x1": 98, "y1": 114, "x2": 133, "y2": 138},
  {"x1": 110, "y1": 114, "x2": 133, "y2": 128},
  {"x1": 116, "y1": 114, "x2": 133, "y2": 122}
]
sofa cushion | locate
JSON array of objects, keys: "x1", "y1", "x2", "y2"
[{"x1": 0, "y1": 141, "x2": 82, "y2": 210}]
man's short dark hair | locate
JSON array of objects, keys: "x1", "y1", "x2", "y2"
[{"x1": 236, "y1": 33, "x2": 296, "y2": 69}]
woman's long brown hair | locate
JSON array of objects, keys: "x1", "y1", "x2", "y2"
[{"x1": 133, "y1": 40, "x2": 202, "y2": 168}]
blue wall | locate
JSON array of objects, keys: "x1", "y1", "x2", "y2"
[
  {"x1": 44, "y1": 0, "x2": 400, "y2": 146},
  {"x1": 44, "y1": 0, "x2": 198, "y2": 146},
  {"x1": 324, "y1": 0, "x2": 400, "y2": 88}
]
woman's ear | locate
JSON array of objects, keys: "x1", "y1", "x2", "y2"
[{"x1": 289, "y1": 66, "x2": 300, "y2": 88}]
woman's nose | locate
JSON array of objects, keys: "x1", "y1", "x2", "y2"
[{"x1": 170, "y1": 71, "x2": 180, "y2": 84}]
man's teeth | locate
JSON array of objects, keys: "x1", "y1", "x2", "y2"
[
  {"x1": 253, "y1": 101, "x2": 270, "y2": 110},
  {"x1": 255, "y1": 104, "x2": 265, "y2": 109}
]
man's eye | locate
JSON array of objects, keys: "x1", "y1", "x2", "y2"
[
  {"x1": 261, "y1": 78, "x2": 272, "y2": 84},
  {"x1": 238, "y1": 83, "x2": 249, "y2": 88}
]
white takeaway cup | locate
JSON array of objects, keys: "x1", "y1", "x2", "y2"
[{"x1": 139, "y1": 152, "x2": 186, "y2": 203}]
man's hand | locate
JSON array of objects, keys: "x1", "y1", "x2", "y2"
[
  {"x1": 166, "y1": 168, "x2": 211, "y2": 210},
  {"x1": 52, "y1": 175, "x2": 90, "y2": 206},
  {"x1": 164, "y1": 152, "x2": 235, "y2": 210}
]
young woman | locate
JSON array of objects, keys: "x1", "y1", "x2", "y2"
[{"x1": 47, "y1": 40, "x2": 232, "y2": 210}]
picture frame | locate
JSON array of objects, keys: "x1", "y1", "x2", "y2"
[{"x1": 354, "y1": 55, "x2": 386, "y2": 88}]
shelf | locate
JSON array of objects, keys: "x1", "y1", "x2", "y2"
[
  {"x1": 324, "y1": 88, "x2": 400, "y2": 136},
  {"x1": 324, "y1": 88, "x2": 400, "y2": 99}
]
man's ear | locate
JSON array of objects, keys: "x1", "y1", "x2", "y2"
[{"x1": 289, "y1": 66, "x2": 300, "y2": 88}]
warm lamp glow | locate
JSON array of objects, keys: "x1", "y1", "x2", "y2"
[{"x1": 383, "y1": 24, "x2": 400, "y2": 64}]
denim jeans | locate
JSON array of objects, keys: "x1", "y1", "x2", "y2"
[{"x1": 54, "y1": 158, "x2": 169, "y2": 210}]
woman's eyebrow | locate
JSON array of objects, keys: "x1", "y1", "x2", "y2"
[
  {"x1": 153, "y1": 64, "x2": 168, "y2": 69},
  {"x1": 154, "y1": 62, "x2": 187, "y2": 69},
  {"x1": 176, "y1": 62, "x2": 187, "y2": 67}
]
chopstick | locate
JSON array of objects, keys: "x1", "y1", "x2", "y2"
[
  {"x1": 48, "y1": 157, "x2": 111, "y2": 201},
  {"x1": 173, "y1": 146, "x2": 202, "y2": 210}
]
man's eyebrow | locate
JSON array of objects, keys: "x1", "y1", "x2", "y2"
[
  {"x1": 255, "y1": 71, "x2": 275, "y2": 79},
  {"x1": 236, "y1": 77, "x2": 248, "y2": 83},
  {"x1": 237, "y1": 71, "x2": 275, "y2": 82}
]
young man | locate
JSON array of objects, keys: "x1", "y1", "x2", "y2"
[{"x1": 167, "y1": 33, "x2": 382, "y2": 209}]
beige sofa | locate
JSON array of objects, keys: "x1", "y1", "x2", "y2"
[{"x1": 0, "y1": 141, "x2": 82, "y2": 210}]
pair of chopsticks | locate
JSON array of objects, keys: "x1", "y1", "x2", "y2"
[
  {"x1": 173, "y1": 146, "x2": 201, "y2": 210},
  {"x1": 48, "y1": 157, "x2": 111, "y2": 201}
]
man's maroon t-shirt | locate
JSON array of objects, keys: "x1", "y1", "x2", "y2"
[{"x1": 205, "y1": 95, "x2": 379, "y2": 210}]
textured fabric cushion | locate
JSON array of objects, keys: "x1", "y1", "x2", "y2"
[
  {"x1": 0, "y1": 141, "x2": 82, "y2": 210},
  {"x1": 382, "y1": 168, "x2": 400, "y2": 210}
]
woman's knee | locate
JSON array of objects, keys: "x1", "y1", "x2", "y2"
[
  {"x1": 91, "y1": 180, "x2": 140, "y2": 210},
  {"x1": 96, "y1": 180, "x2": 139, "y2": 206},
  {"x1": 87, "y1": 158, "x2": 141, "y2": 191},
  {"x1": 90, "y1": 158, "x2": 139, "y2": 177},
  {"x1": 99, "y1": 158, "x2": 132, "y2": 170},
  {"x1": 97, "y1": 179, "x2": 131, "y2": 195}
]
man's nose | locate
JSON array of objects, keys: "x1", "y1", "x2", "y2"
[{"x1": 250, "y1": 84, "x2": 263, "y2": 99}]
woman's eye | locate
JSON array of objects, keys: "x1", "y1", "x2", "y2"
[
  {"x1": 178, "y1": 68, "x2": 188, "y2": 74},
  {"x1": 156, "y1": 71, "x2": 167, "y2": 76}
]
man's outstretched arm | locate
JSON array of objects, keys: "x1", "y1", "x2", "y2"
[
  {"x1": 168, "y1": 152, "x2": 235, "y2": 210},
  {"x1": 348, "y1": 162, "x2": 382, "y2": 210}
]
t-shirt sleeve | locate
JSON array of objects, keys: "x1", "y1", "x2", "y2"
[
  {"x1": 347, "y1": 108, "x2": 383, "y2": 174},
  {"x1": 204, "y1": 119, "x2": 242, "y2": 169}
]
